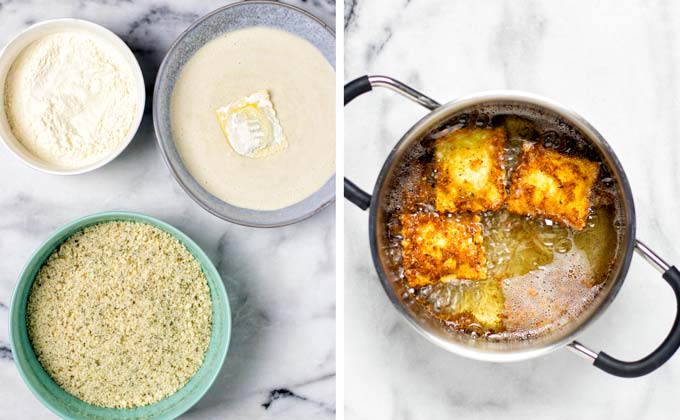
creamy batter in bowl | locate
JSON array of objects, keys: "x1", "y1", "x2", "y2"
[
  {"x1": 0, "y1": 19, "x2": 145, "y2": 175},
  {"x1": 154, "y1": 1, "x2": 335, "y2": 227}
]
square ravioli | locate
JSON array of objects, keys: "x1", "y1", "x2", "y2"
[
  {"x1": 506, "y1": 143, "x2": 599, "y2": 230},
  {"x1": 400, "y1": 212, "x2": 487, "y2": 287},
  {"x1": 215, "y1": 90, "x2": 287, "y2": 158},
  {"x1": 434, "y1": 127, "x2": 507, "y2": 213}
]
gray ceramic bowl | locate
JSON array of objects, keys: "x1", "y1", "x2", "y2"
[{"x1": 153, "y1": 1, "x2": 335, "y2": 227}]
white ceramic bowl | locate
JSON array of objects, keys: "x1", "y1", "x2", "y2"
[{"x1": 0, "y1": 18, "x2": 146, "y2": 175}]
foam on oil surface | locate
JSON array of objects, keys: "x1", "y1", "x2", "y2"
[{"x1": 495, "y1": 248, "x2": 600, "y2": 340}]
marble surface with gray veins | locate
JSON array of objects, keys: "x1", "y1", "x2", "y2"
[
  {"x1": 345, "y1": 1, "x2": 680, "y2": 419},
  {"x1": 0, "y1": 1, "x2": 335, "y2": 419}
]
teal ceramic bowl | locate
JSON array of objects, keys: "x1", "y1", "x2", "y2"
[{"x1": 9, "y1": 212, "x2": 231, "y2": 420}]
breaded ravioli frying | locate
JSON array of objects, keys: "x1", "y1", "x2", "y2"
[
  {"x1": 400, "y1": 212, "x2": 486, "y2": 287},
  {"x1": 506, "y1": 143, "x2": 599, "y2": 230},
  {"x1": 434, "y1": 127, "x2": 507, "y2": 213}
]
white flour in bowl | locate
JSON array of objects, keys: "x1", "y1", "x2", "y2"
[{"x1": 4, "y1": 31, "x2": 137, "y2": 168}]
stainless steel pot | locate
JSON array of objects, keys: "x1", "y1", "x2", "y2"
[{"x1": 344, "y1": 75, "x2": 680, "y2": 377}]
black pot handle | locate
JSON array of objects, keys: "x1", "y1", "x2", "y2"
[
  {"x1": 344, "y1": 75, "x2": 441, "y2": 210},
  {"x1": 345, "y1": 75, "x2": 372, "y2": 105},
  {"x1": 569, "y1": 240, "x2": 680, "y2": 377},
  {"x1": 344, "y1": 178, "x2": 371, "y2": 211}
]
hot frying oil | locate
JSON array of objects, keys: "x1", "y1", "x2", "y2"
[{"x1": 387, "y1": 109, "x2": 624, "y2": 339}]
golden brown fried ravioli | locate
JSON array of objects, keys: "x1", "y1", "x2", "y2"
[
  {"x1": 506, "y1": 143, "x2": 599, "y2": 230},
  {"x1": 434, "y1": 127, "x2": 507, "y2": 213},
  {"x1": 400, "y1": 212, "x2": 487, "y2": 287}
]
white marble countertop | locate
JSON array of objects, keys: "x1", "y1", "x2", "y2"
[
  {"x1": 345, "y1": 0, "x2": 680, "y2": 419},
  {"x1": 0, "y1": 1, "x2": 335, "y2": 419}
]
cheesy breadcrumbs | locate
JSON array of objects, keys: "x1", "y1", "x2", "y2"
[
  {"x1": 26, "y1": 221, "x2": 212, "y2": 409},
  {"x1": 434, "y1": 127, "x2": 507, "y2": 213},
  {"x1": 400, "y1": 212, "x2": 487, "y2": 287},
  {"x1": 506, "y1": 143, "x2": 599, "y2": 230}
]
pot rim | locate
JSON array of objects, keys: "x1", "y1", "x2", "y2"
[{"x1": 367, "y1": 89, "x2": 636, "y2": 362}]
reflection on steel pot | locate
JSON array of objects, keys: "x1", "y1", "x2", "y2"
[{"x1": 344, "y1": 75, "x2": 680, "y2": 378}]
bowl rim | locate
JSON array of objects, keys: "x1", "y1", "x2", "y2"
[
  {"x1": 0, "y1": 18, "x2": 146, "y2": 175},
  {"x1": 8, "y1": 211, "x2": 231, "y2": 420},
  {"x1": 152, "y1": 0, "x2": 336, "y2": 227}
]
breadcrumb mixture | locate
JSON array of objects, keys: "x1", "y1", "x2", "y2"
[{"x1": 26, "y1": 221, "x2": 212, "y2": 408}]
